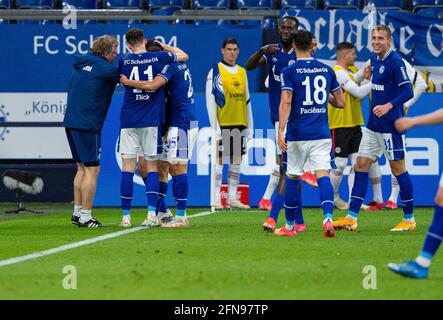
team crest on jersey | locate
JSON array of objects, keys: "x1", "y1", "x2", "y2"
[
  {"x1": 379, "y1": 65, "x2": 385, "y2": 74},
  {"x1": 233, "y1": 80, "x2": 240, "y2": 88},
  {"x1": 335, "y1": 147, "x2": 341, "y2": 154},
  {"x1": 288, "y1": 60, "x2": 296, "y2": 66}
]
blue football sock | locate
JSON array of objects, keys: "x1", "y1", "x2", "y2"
[
  {"x1": 172, "y1": 175, "x2": 177, "y2": 200},
  {"x1": 396, "y1": 171, "x2": 414, "y2": 220},
  {"x1": 295, "y1": 187, "x2": 304, "y2": 224},
  {"x1": 157, "y1": 181, "x2": 168, "y2": 214},
  {"x1": 146, "y1": 172, "x2": 159, "y2": 213},
  {"x1": 420, "y1": 204, "x2": 443, "y2": 260},
  {"x1": 269, "y1": 192, "x2": 284, "y2": 222},
  {"x1": 318, "y1": 176, "x2": 334, "y2": 220},
  {"x1": 348, "y1": 171, "x2": 369, "y2": 219},
  {"x1": 120, "y1": 171, "x2": 134, "y2": 215},
  {"x1": 174, "y1": 174, "x2": 188, "y2": 218},
  {"x1": 284, "y1": 177, "x2": 299, "y2": 226}
]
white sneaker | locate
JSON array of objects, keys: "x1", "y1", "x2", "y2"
[
  {"x1": 158, "y1": 209, "x2": 174, "y2": 223},
  {"x1": 140, "y1": 216, "x2": 161, "y2": 228},
  {"x1": 227, "y1": 199, "x2": 250, "y2": 210},
  {"x1": 119, "y1": 217, "x2": 131, "y2": 228},
  {"x1": 334, "y1": 197, "x2": 349, "y2": 210},
  {"x1": 161, "y1": 217, "x2": 189, "y2": 228}
]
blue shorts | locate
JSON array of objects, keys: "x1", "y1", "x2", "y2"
[{"x1": 65, "y1": 128, "x2": 101, "y2": 166}]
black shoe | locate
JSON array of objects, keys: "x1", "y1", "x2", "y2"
[
  {"x1": 71, "y1": 214, "x2": 80, "y2": 226},
  {"x1": 78, "y1": 217, "x2": 105, "y2": 228}
]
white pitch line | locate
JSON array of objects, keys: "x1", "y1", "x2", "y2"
[{"x1": 0, "y1": 210, "x2": 217, "y2": 268}]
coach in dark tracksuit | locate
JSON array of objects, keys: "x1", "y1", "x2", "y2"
[{"x1": 63, "y1": 35, "x2": 120, "y2": 228}]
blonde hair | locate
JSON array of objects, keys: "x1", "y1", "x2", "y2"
[
  {"x1": 372, "y1": 25, "x2": 392, "y2": 38},
  {"x1": 91, "y1": 35, "x2": 118, "y2": 57}
]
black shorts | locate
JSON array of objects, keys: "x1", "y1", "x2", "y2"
[
  {"x1": 331, "y1": 126, "x2": 362, "y2": 158},
  {"x1": 65, "y1": 128, "x2": 101, "y2": 167},
  {"x1": 218, "y1": 125, "x2": 247, "y2": 159}
]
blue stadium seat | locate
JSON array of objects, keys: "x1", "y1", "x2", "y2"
[
  {"x1": 364, "y1": 0, "x2": 403, "y2": 10},
  {"x1": 0, "y1": 0, "x2": 10, "y2": 24},
  {"x1": 192, "y1": 0, "x2": 229, "y2": 9},
  {"x1": 280, "y1": 0, "x2": 317, "y2": 9},
  {"x1": 412, "y1": 0, "x2": 443, "y2": 12},
  {"x1": 15, "y1": 0, "x2": 55, "y2": 25},
  {"x1": 62, "y1": 0, "x2": 98, "y2": 24},
  {"x1": 148, "y1": 0, "x2": 184, "y2": 8},
  {"x1": 416, "y1": 6, "x2": 443, "y2": 17},
  {"x1": 105, "y1": 0, "x2": 143, "y2": 24},
  {"x1": 15, "y1": 0, "x2": 54, "y2": 8},
  {"x1": 61, "y1": 0, "x2": 98, "y2": 9},
  {"x1": 105, "y1": 0, "x2": 142, "y2": 8},
  {"x1": 236, "y1": 0, "x2": 272, "y2": 9},
  {"x1": 151, "y1": 6, "x2": 183, "y2": 24},
  {"x1": 324, "y1": 0, "x2": 359, "y2": 9}
]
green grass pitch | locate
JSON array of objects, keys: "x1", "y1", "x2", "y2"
[{"x1": 0, "y1": 203, "x2": 441, "y2": 300}]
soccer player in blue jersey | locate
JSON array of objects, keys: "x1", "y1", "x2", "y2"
[
  {"x1": 64, "y1": 35, "x2": 120, "y2": 228},
  {"x1": 333, "y1": 25, "x2": 414, "y2": 232},
  {"x1": 388, "y1": 107, "x2": 443, "y2": 279},
  {"x1": 275, "y1": 30, "x2": 345, "y2": 238},
  {"x1": 118, "y1": 29, "x2": 188, "y2": 228},
  {"x1": 121, "y1": 40, "x2": 197, "y2": 228},
  {"x1": 246, "y1": 16, "x2": 310, "y2": 232}
]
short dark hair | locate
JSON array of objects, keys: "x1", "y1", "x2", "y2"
[
  {"x1": 145, "y1": 39, "x2": 163, "y2": 52},
  {"x1": 336, "y1": 42, "x2": 355, "y2": 52},
  {"x1": 222, "y1": 37, "x2": 238, "y2": 48},
  {"x1": 125, "y1": 28, "x2": 145, "y2": 46},
  {"x1": 292, "y1": 30, "x2": 313, "y2": 52},
  {"x1": 281, "y1": 16, "x2": 299, "y2": 29}
]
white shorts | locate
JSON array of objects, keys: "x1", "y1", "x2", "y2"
[
  {"x1": 275, "y1": 121, "x2": 287, "y2": 156},
  {"x1": 287, "y1": 139, "x2": 332, "y2": 176},
  {"x1": 440, "y1": 172, "x2": 443, "y2": 188},
  {"x1": 358, "y1": 127, "x2": 406, "y2": 161},
  {"x1": 119, "y1": 127, "x2": 160, "y2": 160},
  {"x1": 160, "y1": 125, "x2": 198, "y2": 163}
]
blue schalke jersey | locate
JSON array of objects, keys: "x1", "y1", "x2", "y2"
[
  {"x1": 119, "y1": 51, "x2": 176, "y2": 128},
  {"x1": 281, "y1": 58, "x2": 340, "y2": 142},
  {"x1": 264, "y1": 45, "x2": 296, "y2": 124},
  {"x1": 159, "y1": 62, "x2": 196, "y2": 127},
  {"x1": 368, "y1": 49, "x2": 412, "y2": 134}
]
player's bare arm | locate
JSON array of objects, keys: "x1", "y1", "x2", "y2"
[
  {"x1": 158, "y1": 42, "x2": 189, "y2": 62},
  {"x1": 245, "y1": 44, "x2": 278, "y2": 70},
  {"x1": 329, "y1": 88, "x2": 346, "y2": 108},
  {"x1": 278, "y1": 90, "x2": 292, "y2": 152},
  {"x1": 395, "y1": 107, "x2": 443, "y2": 132},
  {"x1": 120, "y1": 74, "x2": 167, "y2": 91}
]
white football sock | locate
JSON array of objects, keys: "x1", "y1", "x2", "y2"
[
  {"x1": 262, "y1": 164, "x2": 280, "y2": 200},
  {"x1": 369, "y1": 163, "x2": 383, "y2": 203},
  {"x1": 215, "y1": 164, "x2": 223, "y2": 204},
  {"x1": 79, "y1": 209, "x2": 92, "y2": 223},
  {"x1": 73, "y1": 205, "x2": 82, "y2": 217},
  {"x1": 416, "y1": 255, "x2": 431, "y2": 268},
  {"x1": 228, "y1": 164, "x2": 241, "y2": 201},
  {"x1": 389, "y1": 175, "x2": 400, "y2": 203}
]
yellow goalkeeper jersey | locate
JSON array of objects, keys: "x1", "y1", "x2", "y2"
[
  {"x1": 328, "y1": 65, "x2": 365, "y2": 129},
  {"x1": 216, "y1": 63, "x2": 248, "y2": 127}
]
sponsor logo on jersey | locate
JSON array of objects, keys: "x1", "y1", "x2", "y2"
[{"x1": 371, "y1": 83, "x2": 385, "y2": 91}]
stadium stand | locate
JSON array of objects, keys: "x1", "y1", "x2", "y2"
[
  {"x1": 280, "y1": 0, "x2": 317, "y2": 9},
  {"x1": 363, "y1": 0, "x2": 404, "y2": 10},
  {"x1": 15, "y1": 0, "x2": 55, "y2": 25},
  {"x1": 324, "y1": 0, "x2": 359, "y2": 9},
  {"x1": 148, "y1": 0, "x2": 184, "y2": 9},
  {"x1": 105, "y1": 0, "x2": 143, "y2": 25},
  {"x1": 416, "y1": 6, "x2": 443, "y2": 16},
  {"x1": 62, "y1": 0, "x2": 99, "y2": 24},
  {"x1": 236, "y1": 0, "x2": 272, "y2": 9},
  {"x1": 412, "y1": 0, "x2": 443, "y2": 12},
  {"x1": 0, "y1": 0, "x2": 10, "y2": 24},
  {"x1": 192, "y1": 0, "x2": 229, "y2": 25}
]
